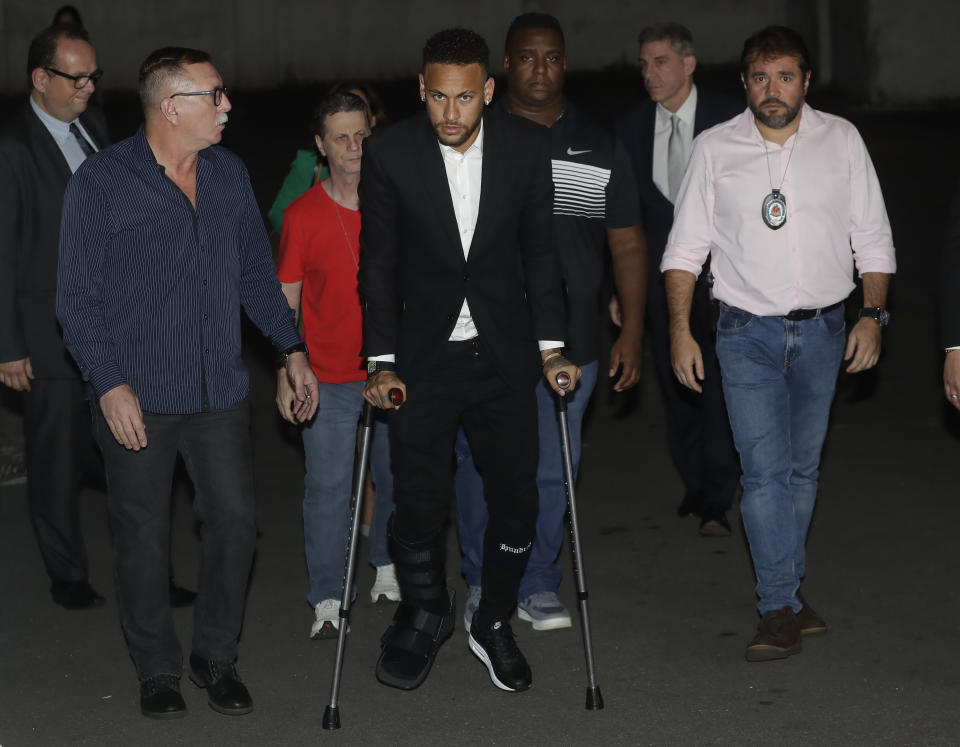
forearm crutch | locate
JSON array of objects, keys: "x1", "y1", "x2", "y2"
[
  {"x1": 555, "y1": 371, "x2": 604, "y2": 711},
  {"x1": 323, "y1": 388, "x2": 402, "y2": 730}
]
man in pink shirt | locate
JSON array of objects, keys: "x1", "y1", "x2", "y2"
[{"x1": 662, "y1": 26, "x2": 895, "y2": 662}]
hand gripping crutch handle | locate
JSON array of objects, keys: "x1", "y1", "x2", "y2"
[
  {"x1": 323, "y1": 389, "x2": 404, "y2": 730},
  {"x1": 553, "y1": 371, "x2": 604, "y2": 710}
]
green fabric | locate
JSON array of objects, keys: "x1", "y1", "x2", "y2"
[{"x1": 267, "y1": 149, "x2": 329, "y2": 234}]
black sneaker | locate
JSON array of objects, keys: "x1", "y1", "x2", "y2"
[{"x1": 468, "y1": 616, "x2": 532, "y2": 692}]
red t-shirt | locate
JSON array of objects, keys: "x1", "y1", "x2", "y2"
[{"x1": 276, "y1": 181, "x2": 364, "y2": 383}]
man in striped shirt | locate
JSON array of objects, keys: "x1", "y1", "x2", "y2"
[
  {"x1": 57, "y1": 47, "x2": 318, "y2": 719},
  {"x1": 455, "y1": 12, "x2": 647, "y2": 632}
]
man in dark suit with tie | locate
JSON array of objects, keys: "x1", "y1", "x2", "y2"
[
  {"x1": 360, "y1": 27, "x2": 579, "y2": 694},
  {"x1": 617, "y1": 22, "x2": 742, "y2": 536},
  {"x1": 0, "y1": 24, "x2": 109, "y2": 609}
]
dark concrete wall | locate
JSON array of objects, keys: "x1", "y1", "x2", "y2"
[{"x1": 0, "y1": 0, "x2": 955, "y2": 106}]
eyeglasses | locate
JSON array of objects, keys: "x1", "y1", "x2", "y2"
[
  {"x1": 44, "y1": 67, "x2": 104, "y2": 89},
  {"x1": 168, "y1": 86, "x2": 228, "y2": 107}
]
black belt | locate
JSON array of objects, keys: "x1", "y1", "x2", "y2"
[{"x1": 782, "y1": 301, "x2": 843, "y2": 321}]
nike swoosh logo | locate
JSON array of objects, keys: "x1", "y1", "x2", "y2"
[{"x1": 566, "y1": 147, "x2": 592, "y2": 155}]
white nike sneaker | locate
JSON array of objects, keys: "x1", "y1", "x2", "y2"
[
  {"x1": 310, "y1": 598, "x2": 348, "y2": 639},
  {"x1": 370, "y1": 564, "x2": 401, "y2": 603}
]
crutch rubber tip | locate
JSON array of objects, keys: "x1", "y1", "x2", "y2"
[
  {"x1": 322, "y1": 705, "x2": 341, "y2": 730},
  {"x1": 585, "y1": 686, "x2": 604, "y2": 711}
]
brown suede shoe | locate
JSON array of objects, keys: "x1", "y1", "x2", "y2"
[
  {"x1": 745, "y1": 607, "x2": 802, "y2": 662},
  {"x1": 796, "y1": 596, "x2": 827, "y2": 636}
]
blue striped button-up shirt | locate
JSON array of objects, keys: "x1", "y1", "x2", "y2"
[{"x1": 57, "y1": 128, "x2": 301, "y2": 415}]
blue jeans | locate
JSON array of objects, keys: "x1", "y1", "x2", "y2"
[
  {"x1": 715, "y1": 303, "x2": 845, "y2": 614},
  {"x1": 302, "y1": 381, "x2": 394, "y2": 606},
  {"x1": 455, "y1": 361, "x2": 599, "y2": 598}
]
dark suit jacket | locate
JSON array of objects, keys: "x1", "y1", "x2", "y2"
[
  {"x1": 616, "y1": 89, "x2": 741, "y2": 267},
  {"x1": 0, "y1": 103, "x2": 109, "y2": 378},
  {"x1": 940, "y1": 182, "x2": 960, "y2": 347},
  {"x1": 358, "y1": 108, "x2": 565, "y2": 388}
]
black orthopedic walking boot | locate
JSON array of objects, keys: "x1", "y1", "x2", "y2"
[{"x1": 376, "y1": 522, "x2": 455, "y2": 690}]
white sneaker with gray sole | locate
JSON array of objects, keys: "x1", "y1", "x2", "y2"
[
  {"x1": 370, "y1": 563, "x2": 401, "y2": 603},
  {"x1": 310, "y1": 598, "x2": 348, "y2": 640},
  {"x1": 517, "y1": 592, "x2": 572, "y2": 631}
]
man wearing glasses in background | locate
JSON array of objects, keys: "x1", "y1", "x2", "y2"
[
  {"x1": 0, "y1": 24, "x2": 108, "y2": 610},
  {"x1": 57, "y1": 47, "x2": 318, "y2": 719}
]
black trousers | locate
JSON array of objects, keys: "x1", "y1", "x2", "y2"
[
  {"x1": 389, "y1": 339, "x2": 539, "y2": 620},
  {"x1": 91, "y1": 399, "x2": 256, "y2": 680},
  {"x1": 23, "y1": 378, "x2": 101, "y2": 583},
  {"x1": 646, "y1": 274, "x2": 741, "y2": 511}
]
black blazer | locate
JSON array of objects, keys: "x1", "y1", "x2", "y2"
[
  {"x1": 0, "y1": 103, "x2": 109, "y2": 378},
  {"x1": 616, "y1": 89, "x2": 741, "y2": 266},
  {"x1": 358, "y1": 108, "x2": 565, "y2": 388},
  {"x1": 940, "y1": 182, "x2": 960, "y2": 347}
]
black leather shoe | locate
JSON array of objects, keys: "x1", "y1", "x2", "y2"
[
  {"x1": 140, "y1": 674, "x2": 187, "y2": 719},
  {"x1": 699, "y1": 509, "x2": 732, "y2": 537},
  {"x1": 50, "y1": 580, "x2": 106, "y2": 610},
  {"x1": 169, "y1": 580, "x2": 197, "y2": 608},
  {"x1": 468, "y1": 616, "x2": 532, "y2": 692},
  {"x1": 676, "y1": 490, "x2": 703, "y2": 517},
  {"x1": 188, "y1": 654, "x2": 253, "y2": 715}
]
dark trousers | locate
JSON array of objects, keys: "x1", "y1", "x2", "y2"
[
  {"x1": 91, "y1": 399, "x2": 256, "y2": 680},
  {"x1": 390, "y1": 339, "x2": 539, "y2": 620},
  {"x1": 646, "y1": 274, "x2": 741, "y2": 511},
  {"x1": 23, "y1": 378, "x2": 101, "y2": 583}
]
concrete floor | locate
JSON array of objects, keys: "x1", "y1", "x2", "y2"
[{"x1": 1, "y1": 93, "x2": 959, "y2": 745}]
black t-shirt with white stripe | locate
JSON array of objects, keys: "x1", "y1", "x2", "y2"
[{"x1": 500, "y1": 99, "x2": 641, "y2": 364}]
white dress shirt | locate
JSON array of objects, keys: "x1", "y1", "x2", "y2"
[
  {"x1": 30, "y1": 95, "x2": 97, "y2": 173},
  {"x1": 441, "y1": 121, "x2": 484, "y2": 341},
  {"x1": 652, "y1": 85, "x2": 697, "y2": 202},
  {"x1": 662, "y1": 104, "x2": 896, "y2": 316}
]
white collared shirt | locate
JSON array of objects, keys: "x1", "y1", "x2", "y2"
[
  {"x1": 29, "y1": 95, "x2": 97, "y2": 173},
  {"x1": 652, "y1": 84, "x2": 698, "y2": 203},
  {"x1": 440, "y1": 120, "x2": 484, "y2": 341}
]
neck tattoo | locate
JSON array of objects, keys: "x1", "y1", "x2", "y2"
[{"x1": 760, "y1": 130, "x2": 798, "y2": 231}]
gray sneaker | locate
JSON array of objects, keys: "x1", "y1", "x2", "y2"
[
  {"x1": 517, "y1": 592, "x2": 572, "y2": 631},
  {"x1": 463, "y1": 585, "x2": 481, "y2": 628}
]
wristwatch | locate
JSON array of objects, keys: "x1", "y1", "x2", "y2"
[
  {"x1": 858, "y1": 307, "x2": 890, "y2": 327},
  {"x1": 367, "y1": 360, "x2": 397, "y2": 378},
  {"x1": 277, "y1": 342, "x2": 308, "y2": 368}
]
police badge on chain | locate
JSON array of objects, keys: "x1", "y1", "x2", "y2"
[{"x1": 762, "y1": 188, "x2": 787, "y2": 230}]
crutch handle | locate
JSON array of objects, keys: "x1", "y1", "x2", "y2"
[
  {"x1": 388, "y1": 387, "x2": 404, "y2": 406},
  {"x1": 554, "y1": 372, "x2": 570, "y2": 412}
]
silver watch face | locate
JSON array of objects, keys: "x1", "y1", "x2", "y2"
[{"x1": 862, "y1": 307, "x2": 890, "y2": 326}]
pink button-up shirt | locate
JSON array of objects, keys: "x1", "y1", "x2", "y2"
[{"x1": 661, "y1": 104, "x2": 896, "y2": 317}]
